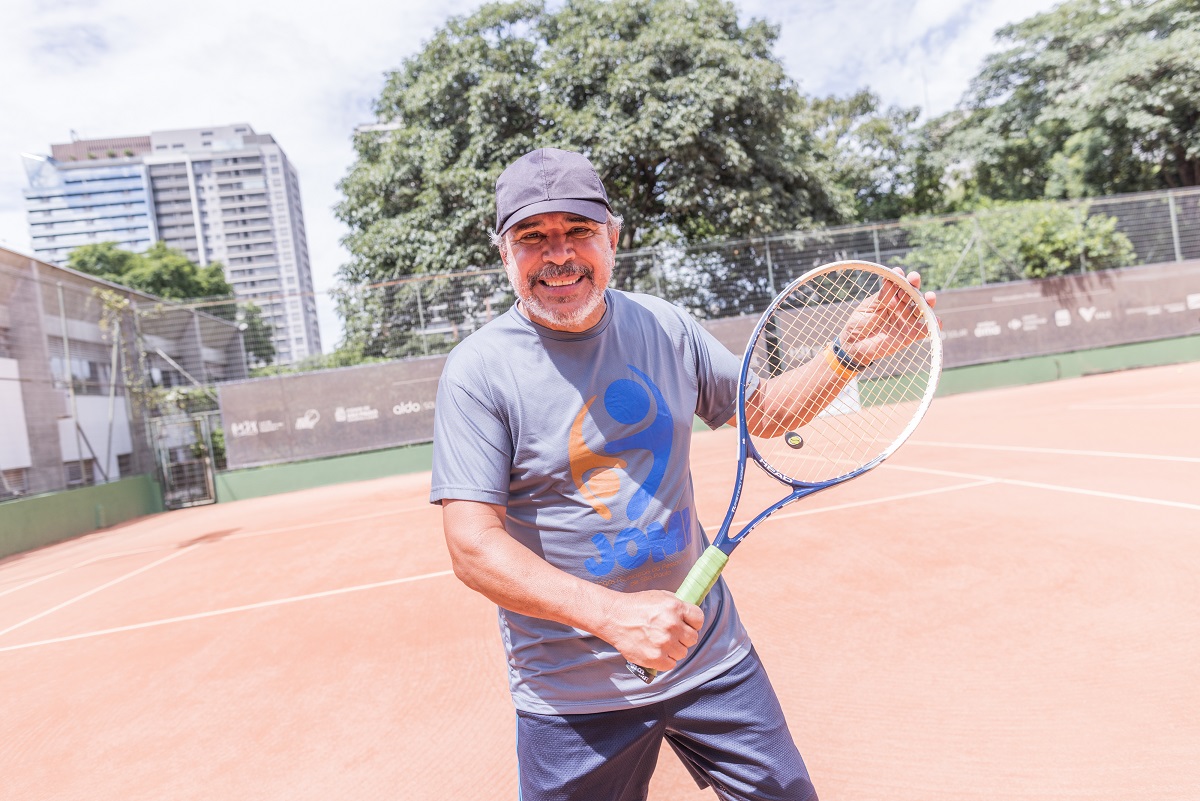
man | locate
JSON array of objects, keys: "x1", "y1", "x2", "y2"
[{"x1": 430, "y1": 148, "x2": 936, "y2": 800}]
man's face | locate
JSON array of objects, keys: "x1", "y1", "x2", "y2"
[{"x1": 500, "y1": 211, "x2": 618, "y2": 332}]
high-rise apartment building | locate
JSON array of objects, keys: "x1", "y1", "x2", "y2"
[{"x1": 22, "y1": 124, "x2": 321, "y2": 364}]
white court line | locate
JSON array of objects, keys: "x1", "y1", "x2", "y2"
[
  {"x1": 909, "y1": 440, "x2": 1200, "y2": 464},
  {"x1": 0, "y1": 568, "x2": 73, "y2": 600},
  {"x1": 1069, "y1": 403, "x2": 1200, "y2": 411},
  {"x1": 0, "y1": 503, "x2": 434, "y2": 594},
  {"x1": 889, "y1": 464, "x2": 1200, "y2": 512},
  {"x1": 0, "y1": 569, "x2": 454, "y2": 654},
  {"x1": 729, "y1": 480, "x2": 994, "y2": 529},
  {"x1": 224, "y1": 503, "x2": 433, "y2": 542},
  {"x1": 0, "y1": 545, "x2": 200, "y2": 640}
]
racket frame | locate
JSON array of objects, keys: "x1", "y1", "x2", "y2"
[
  {"x1": 625, "y1": 260, "x2": 942, "y2": 683},
  {"x1": 714, "y1": 260, "x2": 943, "y2": 554}
]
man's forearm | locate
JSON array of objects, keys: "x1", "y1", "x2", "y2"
[
  {"x1": 743, "y1": 354, "x2": 852, "y2": 436},
  {"x1": 443, "y1": 502, "x2": 617, "y2": 636}
]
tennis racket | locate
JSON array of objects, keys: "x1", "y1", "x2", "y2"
[{"x1": 627, "y1": 260, "x2": 942, "y2": 683}]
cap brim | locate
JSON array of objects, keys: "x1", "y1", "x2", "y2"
[{"x1": 498, "y1": 198, "x2": 610, "y2": 234}]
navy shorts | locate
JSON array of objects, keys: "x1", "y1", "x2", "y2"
[{"x1": 515, "y1": 648, "x2": 817, "y2": 801}]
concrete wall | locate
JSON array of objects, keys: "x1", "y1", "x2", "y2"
[{"x1": 0, "y1": 474, "x2": 164, "y2": 561}]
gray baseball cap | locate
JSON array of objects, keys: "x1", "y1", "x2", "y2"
[{"x1": 495, "y1": 148, "x2": 611, "y2": 234}]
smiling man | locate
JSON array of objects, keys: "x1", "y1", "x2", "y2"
[
  {"x1": 428, "y1": 147, "x2": 821, "y2": 801},
  {"x1": 431, "y1": 147, "x2": 940, "y2": 800}
]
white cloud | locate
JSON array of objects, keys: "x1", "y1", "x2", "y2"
[{"x1": 0, "y1": 0, "x2": 1059, "y2": 350}]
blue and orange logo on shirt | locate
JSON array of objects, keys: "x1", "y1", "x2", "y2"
[{"x1": 569, "y1": 365, "x2": 692, "y2": 577}]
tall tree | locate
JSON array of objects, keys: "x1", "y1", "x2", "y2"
[
  {"x1": 335, "y1": 0, "x2": 850, "y2": 357},
  {"x1": 942, "y1": 0, "x2": 1200, "y2": 201},
  {"x1": 808, "y1": 90, "x2": 955, "y2": 221}
]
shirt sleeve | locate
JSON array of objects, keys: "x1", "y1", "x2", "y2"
[
  {"x1": 429, "y1": 351, "x2": 513, "y2": 506},
  {"x1": 683, "y1": 313, "x2": 755, "y2": 429}
]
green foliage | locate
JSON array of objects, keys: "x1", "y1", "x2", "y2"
[
  {"x1": 71, "y1": 241, "x2": 274, "y2": 367},
  {"x1": 249, "y1": 344, "x2": 389, "y2": 378},
  {"x1": 808, "y1": 90, "x2": 952, "y2": 221},
  {"x1": 189, "y1": 425, "x2": 226, "y2": 470},
  {"x1": 233, "y1": 304, "x2": 276, "y2": 367},
  {"x1": 897, "y1": 201, "x2": 1137, "y2": 289},
  {"x1": 69, "y1": 241, "x2": 234, "y2": 300},
  {"x1": 335, "y1": 0, "x2": 850, "y2": 357},
  {"x1": 938, "y1": 0, "x2": 1200, "y2": 202}
]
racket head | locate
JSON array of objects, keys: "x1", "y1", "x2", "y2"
[{"x1": 737, "y1": 260, "x2": 942, "y2": 489}]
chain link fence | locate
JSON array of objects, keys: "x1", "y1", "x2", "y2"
[
  {"x1": 353, "y1": 187, "x2": 1200, "y2": 357},
  {"x1": 4, "y1": 186, "x2": 1198, "y2": 502},
  {"x1": 0, "y1": 251, "x2": 246, "y2": 504}
]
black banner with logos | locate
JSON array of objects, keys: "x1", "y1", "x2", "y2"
[
  {"x1": 219, "y1": 260, "x2": 1199, "y2": 469},
  {"x1": 220, "y1": 355, "x2": 445, "y2": 469},
  {"x1": 704, "y1": 260, "x2": 1200, "y2": 369}
]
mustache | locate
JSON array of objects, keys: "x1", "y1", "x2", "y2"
[{"x1": 528, "y1": 262, "x2": 593, "y2": 288}]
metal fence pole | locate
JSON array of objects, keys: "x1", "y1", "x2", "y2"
[
  {"x1": 415, "y1": 283, "x2": 428, "y2": 357},
  {"x1": 1076, "y1": 206, "x2": 1088, "y2": 272},
  {"x1": 974, "y1": 220, "x2": 986, "y2": 286},
  {"x1": 651, "y1": 245, "x2": 665, "y2": 298},
  {"x1": 192, "y1": 308, "x2": 206, "y2": 384},
  {"x1": 764, "y1": 238, "x2": 777, "y2": 296},
  {"x1": 872, "y1": 227, "x2": 881, "y2": 264},
  {"x1": 1168, "y1": 192, "x2": 1184, "y2": 262},
  {"x1": 56, "y1": 283, "x2": 86, "y2": 484}
]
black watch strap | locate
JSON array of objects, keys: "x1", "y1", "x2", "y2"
[{"x1": 832, "y1": 335, "x2": 871, "y2": 372}]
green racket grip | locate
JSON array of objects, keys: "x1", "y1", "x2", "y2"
[{"x1": 626, "y1": 546, "x2": 730, "y2": 684}]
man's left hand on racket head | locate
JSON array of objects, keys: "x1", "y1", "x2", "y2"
[
  {"x1": 839, "y1": 267, "x2": 940, "y2": 366},
  {"x1": 739, "y1": 266, "x2": 938, "y2": 434}
]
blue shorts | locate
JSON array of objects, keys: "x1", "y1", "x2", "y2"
[{"x1": 515, "y1": 647, "x2": 817, "y2": 801}]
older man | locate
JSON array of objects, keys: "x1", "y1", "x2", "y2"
[{"x1": 430, "y1": 147, "x2": 935, "y2": 800}]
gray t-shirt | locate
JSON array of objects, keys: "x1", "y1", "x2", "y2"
[{"x1": 430, "y1": 289, "x2": 751, "y2": 714}]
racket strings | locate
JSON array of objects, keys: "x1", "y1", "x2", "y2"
[{"x1": 745, "y1": 268, "x2": 935, "y2": 484}]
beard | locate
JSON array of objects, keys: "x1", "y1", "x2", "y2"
[{"x1": 506, "y1": 258, "x2": 611, "y2": 330}]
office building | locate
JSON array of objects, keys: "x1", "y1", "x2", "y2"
[{"x1": 22, "y1": 124, "x2": 321, "y2": 364}]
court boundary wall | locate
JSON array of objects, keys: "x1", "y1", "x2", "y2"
[
  {"x1": 214, "y1": 334, "x2": 1199, "y2": 503},
  {"x1": 0, "y1": 474, "x2": 164, "y2": 561},
  {"x1": 2, "y1": 335, "x2": 1194, "y2": 554},
  {"x1": 214, "y1": 442, "x2": 434, "y2": 503}
]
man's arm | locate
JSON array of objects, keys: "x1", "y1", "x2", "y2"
[
  {"x1": 736, "y1": 269, "x2": 938, "y2": 434},
  {"x1": 441, "y1": 498, "x2": 704, "y2": 673}
]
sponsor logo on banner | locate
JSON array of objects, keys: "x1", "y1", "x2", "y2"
[
  {"x1": 974, "y1": 321, "x2": 1002, "y2": 337},
  {"x1": 1125, "y1": 305, "x2": 1164, "y2": 316},
  {"x1": 1077, "y1": 307, "x2": 1112, "y2": 322},
  {"x1": 230, "y1": 420, "x2": 258, "y2": 438},
  {"x1": 295, "y1": 409, "x2": 320, "y2": 430},
  {"x1": 1054, "y1": 309, "x2": 1071, "y2": 327},
  {"x1": 230, "y1": 419, "x2": 283, "y2": 437},
  {"x1": 334, "y1": 405, "x2": 380, "y2": 423},
  {"x1": 393, "y1": 401, "x2": 435, "y2": 416},
  {"x1": 1009, "y1": 315, "x2": 1048, "y2": 332}
]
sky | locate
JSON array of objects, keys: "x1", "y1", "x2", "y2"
[{"x1": 0, "y1": 0, "x2": 1061, "y2": 352}]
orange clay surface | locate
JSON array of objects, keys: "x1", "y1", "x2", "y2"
[{"x1": 1, "y1": 362, "x2": 1198, "y2": 800}]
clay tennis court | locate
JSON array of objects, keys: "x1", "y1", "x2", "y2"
[{"x1": 2, "y1": 361, "x2": 1197, "y2": 800}]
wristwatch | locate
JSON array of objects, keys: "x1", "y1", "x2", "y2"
[{"x1": 831, "y1": 335, "x2": 871, "y2": 373}]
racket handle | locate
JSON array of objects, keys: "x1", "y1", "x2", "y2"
[{"x1": 626, "y1": 546, "x2": 730, "y2": 684}]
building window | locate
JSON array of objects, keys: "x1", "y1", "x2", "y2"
[
  {"x1": 65, "y1": 459, "x2": 95, "y2": 488},
  {"x1": 1, "y1": 468, "x2": 28, "y2": 499}
]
